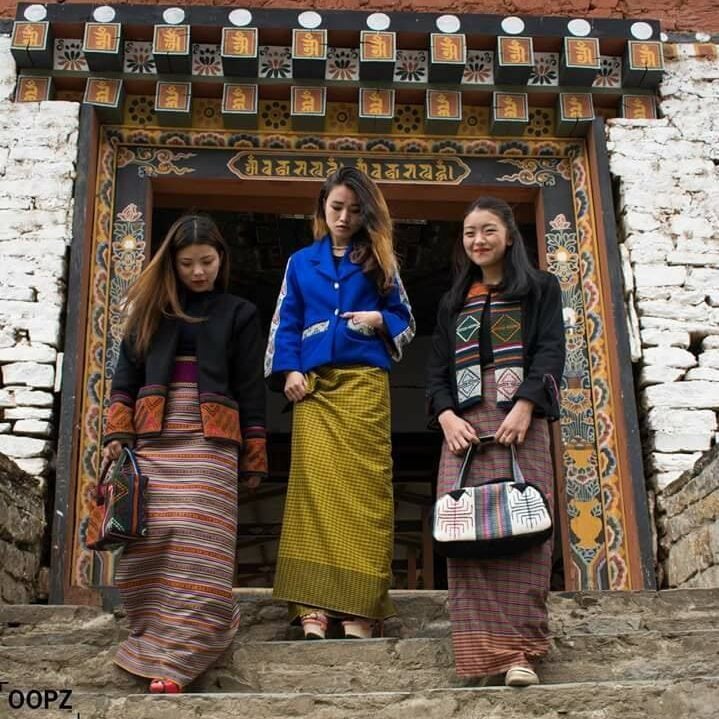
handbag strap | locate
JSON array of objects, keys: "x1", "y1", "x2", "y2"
[
  {"x1": 510, "y1": 444, "x2": 526, "y2": 485},
  {"x1": 454, "y1": 438, "x2": 526, "y2": 490}
]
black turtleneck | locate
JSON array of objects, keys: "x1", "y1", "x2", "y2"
[{"x1": 177, "y1": 288, "x2": 217, "y2": 355}]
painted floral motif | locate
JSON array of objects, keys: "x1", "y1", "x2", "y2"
[
  {"x1": 525, "y1": 109, "x2": 554, "y2": 137},
  {"x1": 394, "y1": 50, "x2": 427, "y2": 83},
  {"x1": 53, "y1": 39, "x2": 89, "y2": 72},
  {"x1": 327, "y1": 103, "x2": 358, "y2": 132},
  {"x1": 462, "y1": 50, "x2": 494, "y2": 84},
  {"x1": 192, "y1": 44, "x2": 222, "y2": 76},
  {"x1": 497, "y1": 158, "x2": 568, "y2": 186},
  {"x1": 116, "y1": 147, "x2": 197, "y2": 177},
  {"x1": 260, "y1": 101, "x2": 290, "y2": 130},
  {"x1": 259, "y1": 46, "x2": 292, "y2": 79},
  {"x1": 459, "y1": 108, "x2": 490, "y2": 135},
  {"x1": 393, "y1": 105, "x2": 423, "y2": 134},
  {"x1": 123, "y1": 41, "x2": 156, "y2": 74},
  {"x1": 529, "y1": 52, "x2": 559, "y2": 86},
  {"x1": 125, "y1": 96, "x2": 156, "y2": 126},
  {"x1": 326, "y1": 48, "x2": 359, "y2": 81},
  {"x1": 593, "y1": 56, "x2": 622, "y2": 88},
  {"x1": 193, "y1": 100, "x2": 222, "y2": 129}
]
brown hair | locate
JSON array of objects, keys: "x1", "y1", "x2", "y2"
[
  {"x1": 312, "y1": 166, "x2": 397, "y2": 294},
  {"x1": 123, "y1": 214, "x2": 230, "y2": 357}
]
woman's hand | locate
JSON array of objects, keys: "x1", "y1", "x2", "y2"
[
  {"x1": 341, "y1": 310, "x2": 383, "y2": 330},
  {"x1": 102, "y1": 440, "x2": 123, "y2": 462},
  {"x1": 438, "y1": 409, "x2": 478, "y2": 455},
  {"x1": 243, "y1": 475, "x2": 262, "y2": 491},
  {"x1": 495, "y1": 399, "x2": 534, "y2": 445},
  {"x1": 284, "y1": 371, "x2": 308, "y2": 403}
]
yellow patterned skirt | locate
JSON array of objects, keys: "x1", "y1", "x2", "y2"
[{"x1": 273, "y1": 365, "x2": 396, "y2": 621}]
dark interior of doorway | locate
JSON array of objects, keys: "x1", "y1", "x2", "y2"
[{"x1": 151, "y1": 206, "x2": 564, "y2": 591}]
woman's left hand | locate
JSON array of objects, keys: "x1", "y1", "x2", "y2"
[
  {"x1": 243, "y1": 475, "x2": 262, "y2": 491},
  {"x1": 495, "y1": 399, "x2": 535, "y2": 445},
  {"x1": 341, "y1": 310, "x2": 383, "y2": 329}
]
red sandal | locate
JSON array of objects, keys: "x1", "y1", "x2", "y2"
[{"x1": 149, "y1": 679, "x2": 182, "y2": 694}]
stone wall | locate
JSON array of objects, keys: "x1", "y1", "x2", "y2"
[
  {"x1": 0, "y1": 35, "x2": 79, "y2": 602},
  {"x1": 657, "y1": 448, "x2": 719, "y2": 588},
  {"x1": 607, "y1": 43, "x2": 719, "y2": 585},
  {"x1": 3, "y1": 0, "x2": 718, "y2": 33},
  {"x1": 0, "y1": 452, "x2": 45, "y2": 602},
  {"x1": 0, "y1": 36, "x2": 79, "y2": 483}
]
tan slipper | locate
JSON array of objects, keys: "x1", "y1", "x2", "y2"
[
  {"x1": 341, "y1": 618, "x2": 374, "y2": 639},
  {"x1": 505, "y1": 666, "x2": 539, "y2": 687}
]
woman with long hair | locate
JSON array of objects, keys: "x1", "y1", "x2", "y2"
[
  {"x1": 102, "y1": 214, "x2": 267, "y2": 692},
  {"x1": 265, "y1": 167, "x2": 415, "y2": 639},
  {"x1": 426, "y1": 196, "x2": 565, "y2": 686}
]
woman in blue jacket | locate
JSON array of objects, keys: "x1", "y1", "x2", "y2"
[{"x1": 265, "y1": 167, "x2": 415, "y2": 639}]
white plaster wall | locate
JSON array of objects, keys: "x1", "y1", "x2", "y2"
[
  {"x1": 607, "y1": 44, "x2": 719, "y2": 585},
  {"x1": 0, "y1": 36, "x2": 80, "y2": 483}
]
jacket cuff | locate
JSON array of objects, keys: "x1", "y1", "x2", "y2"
[
  {"x1": 381, "y1": 310, "x2": 414, "y2": 362},
  {"x1": 239, "y1": 433, "x2": 268, "y2": 477},
  {"x1": 426, "y1": 395, "x2": 456, "y2": 431},
  {"x1": 104, "y1": 392, "x2": 136, "y2": 445},
  {"x1": 514, "y1": 374, "x2": 561, "y2": 421}
]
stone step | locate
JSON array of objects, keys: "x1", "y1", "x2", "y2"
[
  {"x1": 2, "y1": 678, "x2": 718, "y2": 719},
  {"x1": 3, "y1": 588, "x2": 719, "y2": 646},
  {"x1": 2, "y1": 629, "x2": 718, "y2": 695}
]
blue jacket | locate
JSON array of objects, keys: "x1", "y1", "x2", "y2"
[{"x1": 264, "y1": 236, "x2": 415, "y2": 384}]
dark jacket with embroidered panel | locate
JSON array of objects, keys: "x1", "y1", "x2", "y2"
[
  {"x1": 104, "y1": 292, "x2": 268, "y2": 478},
  {"x1": 426, "y1": 270, "x2": 565, "y2": 428}
]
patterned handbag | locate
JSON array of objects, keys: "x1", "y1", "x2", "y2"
[
  {"x1": 433, "y1": 438, "x2": 552, "y2": 558},
  {"x1": 86, "y1": 447, "x2": 148, "y2": 551}
]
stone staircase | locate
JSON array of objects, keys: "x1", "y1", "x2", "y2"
[{"x1": 1, "y1": 589, "x2": 718, "y2": 718}]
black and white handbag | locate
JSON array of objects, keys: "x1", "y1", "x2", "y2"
[{"x1": 432, "y1": 439, "x2": 553, "y2": 559}]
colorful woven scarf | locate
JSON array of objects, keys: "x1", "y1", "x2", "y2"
[{"x1": 455, "y1": 281, "x2": 524, "y2": 410}]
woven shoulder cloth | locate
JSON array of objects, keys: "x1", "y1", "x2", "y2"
[
  {"x1": 86, "y1": 447, "x2": 148, "y2": 551},
  {"x1": 432, "y1": 438, "x2": 552, "y2": 559}
]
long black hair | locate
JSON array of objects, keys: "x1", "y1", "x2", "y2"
[{"x1": 445, "y1": 196, "x2": 539, "y2": 313}]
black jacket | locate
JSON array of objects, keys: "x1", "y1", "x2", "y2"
[
  {"x1": 426, "y1": 271, "x2": 565, "y2": 427},
  {"x1": 105, "y1": 292, "x2": 267, "y2": 477}
]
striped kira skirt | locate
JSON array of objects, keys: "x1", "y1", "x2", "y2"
[
  {"x1": 437, "y1": 365, "x2": 554, "y2": 678},
  {"x1": 113, "y1": 357, "x2": 240, "y2": 688}
]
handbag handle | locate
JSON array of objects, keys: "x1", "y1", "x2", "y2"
[
  {"x1": 455, "y1": 438, "x2": 526, "y2": 490},
  {"x1": 98, "y1": 447, "x2": 140, "y2": 485}
]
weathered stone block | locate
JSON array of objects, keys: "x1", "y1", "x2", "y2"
[
  {"x1": 0, "y1": 435, "x2": 48, "y2": 458},
  {"x1": 665, "y1": 524, "x2": 717, "y2": 586},
  {"x1": 1, "y1": 362, "x2": 54, "y2": 389},
  {"x1": 641, "y1": 329, "x2": 691, "y2": 348},
  {"x1": 13, "y1": 419, "x2": 51, "y2": 436},
  {"x1": 13, "y1": 457, "x2": 49, "y2": 476},
  {"x1": 0, "y1": 344, "x2": 56, "y2": 363},
  {"x1": 663, "y1": 489, "x2": 719, "y2": 545},
  {"x1": 643, "y1": 347, "x2": 697, "y2": 369},
  {"x1": 649, "y1": 452, "x2": 702, "y2": 474},
  {"x1": 685, "y1": 367, "x2": 719, "y2": 381},
  {"x1": 643, "y1": 381, "x2": 719, "y2": 409},
  {"x1": 3, "y1": 407, "x2": 52, "y2": 420},
  {"x1": 639, "y1": 366, "x2": 684, "y2": 387}
]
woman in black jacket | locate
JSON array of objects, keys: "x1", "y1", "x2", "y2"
[
  {"x1": 101, "y1": 214, "x2": 267, "y2": 693},
  {"x1": 426, "y1": 196, "x2": 565, "y2": 687}
]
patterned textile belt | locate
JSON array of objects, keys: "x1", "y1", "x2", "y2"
[{"x1": 170, "y1": 356, "x2": 198, "y2": 383}]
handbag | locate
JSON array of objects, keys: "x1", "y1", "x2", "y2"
[
  {"x1": 86, "y1": 447, "x2": 148, "y2": 551},
  {"x1": 433, "y1": 438, "x2": 552, "y2": 558}
]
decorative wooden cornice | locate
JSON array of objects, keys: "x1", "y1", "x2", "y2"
[{"x1": 12, "y1": 4, "x2": 665, "y2": 129}]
